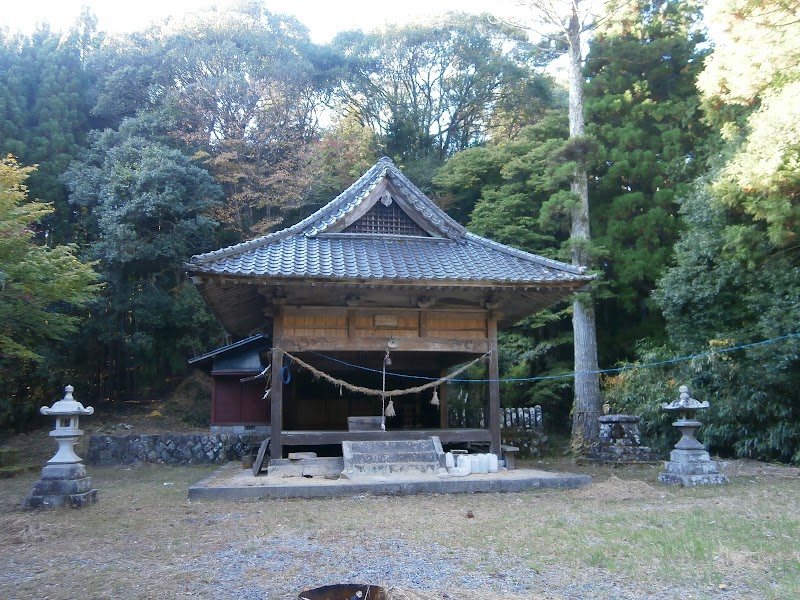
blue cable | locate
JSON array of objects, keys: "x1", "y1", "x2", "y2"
[{"x1": 297, "y1": 332, "x2": 800, "y2": 384}]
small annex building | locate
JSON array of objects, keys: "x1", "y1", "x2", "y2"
[
  {"x1": 185, "y1": 157, "x2": 592, "y2": 460},
  {"x1": 187, "y1": 334, "x2": 271, "y2": 434}
]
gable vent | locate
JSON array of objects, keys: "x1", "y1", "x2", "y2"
[{"x1": 343, "y1": 199, "x2": 430, "y2": 236}]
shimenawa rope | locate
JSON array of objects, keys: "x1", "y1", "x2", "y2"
[{"x1": 278, "y1": 350, "x2": 491, "y2": 398}]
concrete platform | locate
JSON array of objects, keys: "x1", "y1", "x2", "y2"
[{"x1": 188, "y1": 462, "x2": 592, "y2": 500}]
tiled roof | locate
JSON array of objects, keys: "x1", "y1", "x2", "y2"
[
  {"x1": 186, "y1": 157, "x2": 589, "y2": 286},
  {"x1": 189, "y1": 234, "x2": 587, "y2": 283}
]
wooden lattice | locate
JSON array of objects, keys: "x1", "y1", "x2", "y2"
[{"x1": 344, "y1": 200, "x2": 429, "y2": 236}]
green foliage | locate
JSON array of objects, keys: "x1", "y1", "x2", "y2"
[
  {"x1": 698, "y1": 0, "x2": 800, "y2": 247},
  {"x1": 435, "y1": 115, "x2": 584, "y2": 430},
  {"x1": 333, "y1": 13, "x2": 556, "y2": 189},
  {"x1": 653, "y1": 179, "x2": 800, "y2": 462},
  {"x1": 0, "y1": 21, "x2": 96, "y2": 244},
  {"x1": 63, "y1": 124, "x2": 224, "y2": 397},
  {"x1": 638, "y1": 0, "x2": 800, "y2": 463},
  {"x1": 606, "y1": 338, "x2": 800, "y2": 465},
  {"x1": 0, "y1": 157, "x2": 99, "y2": 431},
  {"x1": 584, "y1": 0, "x2": 710, "y2": 358}
]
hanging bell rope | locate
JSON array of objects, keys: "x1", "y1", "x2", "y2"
[{"x1": 280, "y1": 350, "x2": 490, "y2": 398}]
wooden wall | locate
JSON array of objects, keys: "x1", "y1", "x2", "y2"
[
  {"x1": 212, "y1": 377, "x2": 270, "y2": 425},
  {"x1": 282, "y1": 308, "x2": 488, "y2": 343}
]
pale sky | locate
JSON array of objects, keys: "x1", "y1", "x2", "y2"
[{"x1": 2, "y1": 0, "x2": 524, "y2": 42}]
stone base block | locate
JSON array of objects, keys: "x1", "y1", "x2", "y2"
[
  {"x1": 29, "y1": 476, "x2": 93, "y2": 496},
  {"x1": 664, "y1": 461, "x2": 722, "y2": 477},
  {"x1": 25, "y1": 489, "x2": 98, "y2": 509},
  {"x1": 660, "y1": 447, "x2": 728, "y2": 486},
  {"x1": 668, "y1": 448, "x2": 711, "y2": 464},
  {"x1": 659, "y1": 472, "x2": 729, "y2": 486},
  {"x1": 41, "y1": 463, "x2": 87, "y2": 479},
  {"x1": 588, "y1": 444, "x2": 661, "y2": 463},
  {"x1": 24, "y1": 465, "x2": 98, "y2": 509}
]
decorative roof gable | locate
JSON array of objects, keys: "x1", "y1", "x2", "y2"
[
  {"x1": 303, "y1": 161, "x2": 462, "y2": 239},
  {"x1": 186, "y1": 157, "x2": 590, "y2": 285},
  {"x1": 185, "y1": 157, "x2": 594, "y2": 334}
]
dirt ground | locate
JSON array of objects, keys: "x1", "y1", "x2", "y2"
[{"x1": 3, "y1": 402, "x2": 799, "y2": 600}]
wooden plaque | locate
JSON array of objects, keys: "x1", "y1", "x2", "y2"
[{"x1": 374, "y1": 314, "x2": 399, "y2": 327}]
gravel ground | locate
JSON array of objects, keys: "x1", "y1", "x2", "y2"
[{"x1": 188, "y1": 532, "x2": 709, "y2": 600}]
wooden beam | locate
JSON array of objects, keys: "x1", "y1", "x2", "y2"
[
  {"x1": 488, "y1": 314, "x2": 501, "y2": 455},
  {"x1": 270, "y1": 307, "x2": 284, "y2": 460},
  {"x1": 280, "y1": 429, "x2": 491, "y2": 446},
  {"x1": 281, "y1": 335, "x2": 489, "y2": 353}
]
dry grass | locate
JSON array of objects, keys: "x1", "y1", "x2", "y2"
[{"x1": 0, "y1": 455, "x2": 798, "y2": 600}]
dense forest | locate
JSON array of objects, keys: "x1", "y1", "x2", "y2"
[{"x1": 1, "y1": 0, "x2": 797, "y2": 463}]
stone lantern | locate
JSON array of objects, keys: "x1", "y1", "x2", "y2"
[
  {"x1": 41, "y1": 384, "x2": 94, "y2": 464},
  {"x1": 24, "y1": 385, "x2": 98, "y2": 509},
  {"x1": 658, "y1": 385, "x2": 728, "y2": 486}
]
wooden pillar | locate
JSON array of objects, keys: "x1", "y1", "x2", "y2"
[
  {"x1": 488, "y1": 314, "x2": 501, "y2": 455},
  {"x1": 270, "y1": 306, "x2": 284, "y2": 460}
]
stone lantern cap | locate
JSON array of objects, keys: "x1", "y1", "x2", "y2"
[
  {"x1": 660, "y1": 385, "x2": 709, "y2": 413},
  {"x1": 40, "y1": 385, "x2": 94, "y2": 417}
]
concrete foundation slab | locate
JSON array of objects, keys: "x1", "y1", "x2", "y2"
[{"x1": 188, "y1": 462, "x2": 592, "y2": 500}]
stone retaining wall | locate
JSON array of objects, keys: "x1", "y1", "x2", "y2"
[{"x1": 86, "y1": 433, "x2": 261, "y2": 466}]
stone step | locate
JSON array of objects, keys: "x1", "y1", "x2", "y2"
[
  {"x1": 268, "y1": 457, "x2": 344, "y2": 478},
  {"x1": 346, "y1": 439, "x2": 442, "y2": 453},
  {"x1": 342, "y1": 436, "x2": 445, "y2": 477},
  {"x1": 346, "y1": 451, "x2": 442, "y2": 464},
  {"x1": 344, "y1": 462, "x2": 443, "y2": 475}
]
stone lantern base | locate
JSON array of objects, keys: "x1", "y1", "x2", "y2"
[
  {"x1": 24, "y1": 463, "x2": 97, "y2": 509},
  {"x1": 659, "y1": 448, "x2": 729, "y2": 486}
]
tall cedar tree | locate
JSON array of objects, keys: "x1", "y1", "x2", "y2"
[
  {"x1": 0, "y1": 21, "x2": 96, "y2": 244},
  {"x1": 584, "y1": 0, "x2": 709, "y2": 358},
  {"x1": 606, "y1": 0, "x2": 800, "y2": 464},
  {"x1": 515, "y1": 0, "x2": 607, "y2": 450}
]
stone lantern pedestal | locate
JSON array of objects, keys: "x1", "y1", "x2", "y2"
[
  {"x1": 659, "y1": 386, "x2": 728, "y2": 486},
  {"x1": 24, "y1": 386, "x2": 98, "y2": 509}
]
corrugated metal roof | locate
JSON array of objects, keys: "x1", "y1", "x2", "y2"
[
  {"x1": 188, "y1": 334, "x2": 269, "y2": 365},
  {"x1": 186, "y1": 157, "x2": 589, "y2": 286}
]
